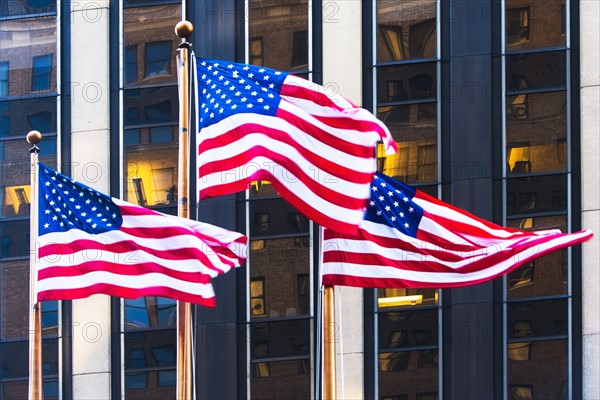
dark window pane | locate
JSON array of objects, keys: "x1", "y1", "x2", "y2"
[
  {"x1": 249, "y1": 199, "x2": 309, "y2": 235},
  {"x1": 250, "y1": 237, "x2": 310, "y2": 318},
  {"x1": 0, "y1": 0, "x2": 56, "y2": 17},
  {"x1": 507, "y1": 299, "x2": 568, "y2": 340},
  {"x1": 32, "y1": 54, "x2": 53, "y2": 92},
  {"x1": 124, "y1": 5, "x2": 180, "y2": 86},
  {"x1": 506, "y1": 216, "x2": 568, "y2": 298},
  {"x1": 506, "y1": 1, "x2": 566, "y2": 51},
  {"x1": 43, "y1": 379, "x2": 58, "y2": 400},
  {"x1": 507, "y1": 339, "x2": 567, "y2": 400},
  {"x1": 250, "y1": 359, "x2": 311, "y2": 399},
  {"x1": 249, "y1": 0, "x2": 308, "y2": 72},
  {"x1": 149, "y1": 126, "x2": 173, "y2": 144},
  {"x1": 506, "y1": 52, "x2": 566, "y2": 92},
  {"x1": 379, "y1": 350, "x2": 438, "y2": 399},
  {"x1": 0, "y1": 219, "x2": 30, "y2": 258},
  {"x1": 0, "y1": 338, "x2": 57, "y2": 379},
  {"x1": 1, "y1": 260, "x2": 29, "y2": 339},
  {"x1": 1, "y1": 97, "x2": 57, "y2": 139},
  {"x1": 0, "y1": 381, "x2": 28, "y2": 400},
  {"x1": 124, "y1": 87, "x2": 178, "y2": 127},
  {"x1": 251, "y1": 319, "x2": 310, "y2": 359},
  {"x1": 377, "y1": 63, "x2": 437, "y2": 103},
  {"x1": 506, "y1": 92, "x2": 566, "y2": 174},
  {"x1": 125, "y1": 372, "x2": 148, "y2": 389},
  {"x1": 0, "y1": 17, "x2": 56, "y2": 97},
  {"x1": 506, "y1": 174, "x2": 567, "y2": 216},
  {"x1": 377, "y1": 0, "x2": 437, "y2": 62},
  {"x1": 124, "y1": 129, "x2": 141, "y2": 147},
  {"x1": 125, "y1": 297, "x2": 176, "y2": 329},
  {"x1": 124, "y1": 329, "x2": 176, "y2": 369},
  {"x1": 145, "y1": 41, "x2": 171, "y2": 78},
  {"x1": 378, "y1": 309, "x2": 438, "y2": 349},
  {"x1": 0, "y1": 61, "x2": 8, "y2": 98},
  {"x1": 125, "y1": 45, "x2": 138, "y2": 85}
]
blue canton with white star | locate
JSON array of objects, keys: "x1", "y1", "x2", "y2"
[
  {"x1": 196, "y1": 57, "x2": 288, "y2": 129},
  {"x1": 364, "y1": 172, "x2": 424, "y2": 237},
  {"x1": 38, "y1": 163, "x2": 122, "y2": 235}
]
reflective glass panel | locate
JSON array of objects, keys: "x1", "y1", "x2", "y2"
[
  {"x1": 249, "y1": 198, "x2": 309, "y2": 235},
  {"x1": 378, "y1": 309, "x2": 438, "y2": 349},
  {"x1": 376, "y1": 111, "x2": 437, "y2": 184},
  {"x1": 377, "y1": 0, "x2": 437, "y2": 62},
  {"x1": 0, "y1": 97, "x2": 57, "y2": 139},
  {"x1": 0, "y1": 219, "x2": 30, "y2": 258},
  {"x1": 378, "y1": 288, "x2": 438, "y2": 308},
  {"x1": 248, "y1": 0, "x2": 309, "y2": 72},
  {"x1": 250, "y1": 236, "x2": 310, "y2": 318},
  {"x1": 506, "y1": 1, "x2": 566, "y2": 51},
  {"x1": 506, "y1": 92, "x2": 566, "y2": 174},
  {"x1": 507, "y1": 339, "x2": 568, "y2": 399},
  {"x1": 125, "y1": 371, "x2": 175, "y2": 399},
  {"x1": 506, "y1": 52, "x2": 566, "y2": 92},
  {"x1": 0, "y1": 17, "x2": 56, "y2": 97},
  {"x1": 506, "y1": 174, "x2": 567, "y2": 216},
  {"x1": 251, "y1": 319, "x2": 310, "y2": 359},
  {"x1": 124, "y1": 87, "x2": 178, "y2": 126},
  {"x1": 250, "y1": 359, "x2": 311, "y2": 399},
  {"x1": 506, "y1": 216, "x2": 568, "y2": 298},
  {"x1": 1, "y1": 261, "x2": 29, "y2": 339},
  {"x1": 507, "y1": 299, "x2": 568, "y2": 339},
  {"x1": 123, "y1": 4, "x2": 181, "y2": 87},
  {"x1": 125, "y1": 297, "x2": 177, "y2": 330},
  {"x1": 124, "y1": 330, "x2": 176, "y2": 369},
  {"x1": 377, "y1": 63, "x2": 437, "y2": 103},
  {"x1": 378, "y1": 350, "x2": 439, "y2": 399},
  {"x1": 0, "y1": 1, "x2": 56, "y2": 17}
]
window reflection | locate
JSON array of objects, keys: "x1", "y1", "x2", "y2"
[
  {"x1": 250, "y1": 359, "x2": 311, "y2": 398},
  {"x1": 248, "y1": 0, "x2": 309, "y2": 72},
  {"x1": 125, "y1": 297, "x2": 176, "y2": 329},
  {"x1": 145, "y1": 41, "x2": 171, "y2": 78},
  {"x1": 506, "y1": 1, "x2": 566, "y2": 51},
  {"x1": 32, "y1": 54, "x2": 53, "y2": 92},
  {"x1": 506, "y1": 52, "x2": 566, "y2": 92},
  {"x1": 379, "y1": 350, "x2": 438, "y2": 399},
  {"x1": 377, "y1": 0, "x2": 436, "y2": 62}
]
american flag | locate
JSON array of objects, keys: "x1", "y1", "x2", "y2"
[
  {"x1": 36, "y1": 163, "x2": 247, "y2": 306},
  {"x1": 195, "y1": 57, "x2": 397, "y2": 233},
  {"x1": 322, "y1": 172, "x2": 593, "y2": 288}
]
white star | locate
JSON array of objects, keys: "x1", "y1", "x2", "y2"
[
  {"x1": 403, "y1": 197, "x2": 409, "y2": 202},
  {"x1": 394, "y1": 201, "x2": 399, "y2": 207},
  {"x1": 409, "y1": 207, "x2": 414, "y2": 212},
  {"x1": 379, "y1": 196, "x2": 384, "y2": 201},
  {"x1": 372, "y1": 186, "x2": 378, "y2": 191},
  {"x1": 385, "y1": 206, "x2": 391, "y2": 211},
  {"x1": 404, "y1": 223, "x2": 409, "y2": 228},
  {"x1": 391, "y1": 216, "x2": 396, "y2": 222},
  {"x1": 44, "y1": 223, "x2": 49, "y2": 229},
  {"x1": 376, "y1": 211, "x2": 382, "y2": 216}
]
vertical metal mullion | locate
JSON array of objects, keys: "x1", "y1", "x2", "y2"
[{"x1": 500, "y1": 2, "x2": 508, "y2": 400}]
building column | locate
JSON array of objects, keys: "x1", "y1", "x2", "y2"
[
  {"x1": 322, "y1": 2, "x2": 364, "y2": 398},
  {"x1": 69, "y1": 2, "x2": 112, "y2": 398},
  {"x1": 580, "y1": 2, "x2": 600, "y2": 399}
]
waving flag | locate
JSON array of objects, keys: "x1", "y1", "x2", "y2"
[
  {"x1": 36, "y1": 163, "x2": 247, "y2": 306},
  {"x1": 195, "y1": 57, "x2": 397, "y2": 233},
  {"x1": 322, "y1": 172, "x2": 593, "y2": 288}
]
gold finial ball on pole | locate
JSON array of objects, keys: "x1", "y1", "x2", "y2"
[
  {"x1": 27, "y1": 130, "x2": 43, "y2": 145},
  {"x1": 175, "y1": 20, "x2": 194, "y2": 39}
]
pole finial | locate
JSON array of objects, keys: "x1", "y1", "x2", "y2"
[
  {"x1": 175, "y1": 20, "x2": 194, "y2": 39},
  {"x1": 27, "y1": 130, "x2": 43, "y2": 145}
]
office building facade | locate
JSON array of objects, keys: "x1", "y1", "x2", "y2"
[{"x1": 1, "y1": 0, "x2": 598, "y2": 399}]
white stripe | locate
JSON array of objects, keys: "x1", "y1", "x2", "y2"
[
  {"x1": 37, "y1": 271, "x2": 215, "y2": 297},
  {"x1": 199, "y1": 112, "x2": 378, "y2": 170},
  {"x1": 38, "y1": 228, "x2": 241, "y2": 274},
  {"x1": 282, "y1": 75, "x2": 354, "y2": 109},
  {"x1": 323, "y1": 230, "x2": 592, "y2": 284},
  {"x1": 200, "y1": 155, "x2": 368, "y2": 224},
  {"x1": 36, "y1": 247, "x2": 223, "y2": 277}
]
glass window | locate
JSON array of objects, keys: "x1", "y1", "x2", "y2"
[
  {"x1": 248, "y1": 0, "x2": 309, "y2": 72},
  {"x1": 144, "y1": 41, "x2": 171, "y2": 78},
  {"x1": 0, "y1": 62, "x2": 8, "y2": 98},
  {"x1": 377, "y1": 63, "x2": 437, "y2": 104},
  {"x1": 377, "y1": 0, "x2": 437, "y2": 62},
  {"x1": 125, "y1": 45, "x2": 138, "y2": 85},
  {"x1": 32, "y1": 54, "x2": 53, "y2": 92},
  {"x1": 0, "y1": 0, "x2": 56, "y2": 17},
  {"x1": 506, "y1": 52, "x2": 566, "y2": 92},
  {"x1": 505, "y1": 1, "x2": 566, "y2": 51},
  {"x1": 1, "y1": 97, "x2": 57, "y2": 139},
  {"x1": 506, "y1": 174, "x2": 567, "y2": 216}
]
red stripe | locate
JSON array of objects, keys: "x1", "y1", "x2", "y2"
[
  {"x1": 199, "y1": 121, "x2": 375, "y2": 179},
  {"x1": 200, "y1": 169, "x2": 360, "y2": 234},
  {"x1": 38, "y1": 260, "x2": 212, "y2": 283},
  {"x1": 280, "y1": 82, "x2": 345, "y2": 112},
  {"x1": 199, "y1": 146, "x2": 370, "y2": 210},
  {"x1": 325, "y1": 229, "x2": 469, "y2": 263},
  {"x1": 277, "y1": 108, "x2": 376, "y2": 157},
  {"x1": 37, "y1": 284, "x2": 216, "y2": 307},
  {"x1": 39, "y1": 239, "x2": 232, "y2": 272}
]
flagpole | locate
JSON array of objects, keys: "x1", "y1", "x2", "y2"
[
  {"x1": 175, "y1": 20, "x2": 194, "y2": 400},
  {"x1": 323, "y1": 285, "x2": 337, "y2": 399},
  {"x1": 27, "y1": 130, "x2": 43, "y2": 400}
]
